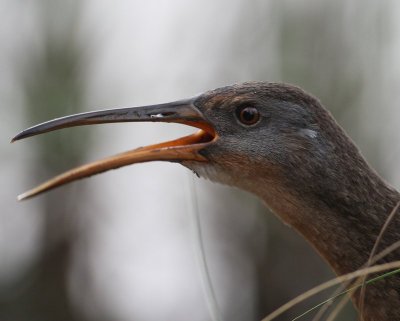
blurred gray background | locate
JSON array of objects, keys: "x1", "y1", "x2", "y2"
[{"x1": 1, "y1": 1, "x2": 400, "y2": 320}]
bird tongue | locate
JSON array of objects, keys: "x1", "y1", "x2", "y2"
[{"x1": 12, "y1": 98, "x2": 216, "y2": 200}]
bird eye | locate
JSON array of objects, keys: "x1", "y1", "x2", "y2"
[{"x1": 236, "y1": 106, "x2": 260, "y2": 126}]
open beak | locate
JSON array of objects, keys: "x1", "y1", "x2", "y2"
[{"x1": 12, "y1": 98, "x2": 217, "y2": 200}]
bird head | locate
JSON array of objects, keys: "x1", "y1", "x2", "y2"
[
  {"x1": 13, "y1": 82, "x2": 342, "y2": 210},
  {"x1": 184, "y1": 83, "x2": 326, "y2": 193}
]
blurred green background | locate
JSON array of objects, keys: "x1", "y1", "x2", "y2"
[{"x1": 1, "y1": 0, "x2": 400, "y2": 320}]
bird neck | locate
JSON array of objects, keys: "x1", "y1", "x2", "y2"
[{"x1": 254, "y1": 161, "x2": 400, "y2": 320}]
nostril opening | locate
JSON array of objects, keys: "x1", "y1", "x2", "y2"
[{"x1": 149, "y1": 112, "x2": 175, "y2": 118}]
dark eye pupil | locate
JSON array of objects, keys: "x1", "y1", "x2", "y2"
[
  {"x1": 242, "y1": 109, "x2": 255, "y2": 122},
  {"x1": 238, "y1": 107, "x2": 260, "y2": 125}
]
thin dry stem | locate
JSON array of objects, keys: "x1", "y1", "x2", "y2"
[
  {"x1": 311, "y1": 202, "x2": 400, "y2": 321},
  {"x1": 325, "y1": 293, "x2": 349, "y2": 321},
  {"x1": 261, "y1": 261, "x2": 400, "y2": 321},
  {"x1": 324, "y1": 240, "x2": 400, "y2": 321},
  {"x1": 358, "y1": 201, "x2": 400, "y2": 320}
]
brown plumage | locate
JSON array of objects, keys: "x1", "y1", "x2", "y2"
[{"x1": 13, "y1": 82, "x2": 400, "y2": 320}]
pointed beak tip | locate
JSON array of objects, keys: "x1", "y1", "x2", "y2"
[
  {"x1": 17, "y1": 186, "x2": 38, "y2": 201},
  {"x1": 17, "y1": 194, "x2": 26, "y2": 201},
  {"x1": 11, "y1": 132, "x2": 24, "y2": 143},
  {"x1": 18, "y1": 190, "x2": 35, "y2": 201}
]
